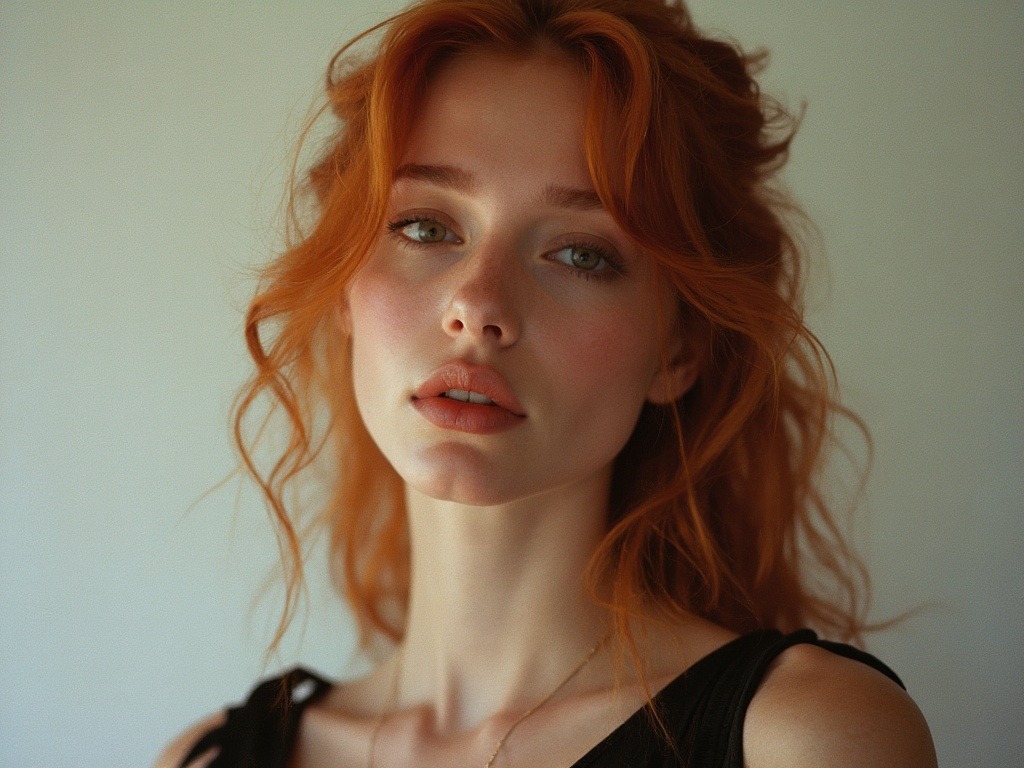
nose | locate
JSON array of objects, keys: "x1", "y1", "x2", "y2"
[{"x1": 441, "y1": 247, "x2": 521, "y2": 347}]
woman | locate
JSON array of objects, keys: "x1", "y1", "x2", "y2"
[{"x1": 158, "y1": 0, "x2": 936, "y2": 765}]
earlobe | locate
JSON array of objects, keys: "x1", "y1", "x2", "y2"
[
  {"x1": 644, "y1": 294, "x2": 703, "y2": 406},
  {"x1": 646, "y1": 356, "x2": 699, "y2": 405},
  {"x1": 646, "y1": 324, "x2": 701, "y2": 405},
  {"x1": 333, "y1": 298, "x2": 352, "y2": 336}
]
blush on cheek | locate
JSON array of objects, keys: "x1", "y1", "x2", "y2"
[
  {"x1": 555, "y1": 329, "x2": 653, "y2": 414},
  {"x1": 351, "y1": 272, "x2": 426, "y2": 349},
  {"x1": 567, "y1": 328, "x2": 650, "y2": 378}
]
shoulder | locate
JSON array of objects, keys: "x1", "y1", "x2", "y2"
[
  {"x1": 151, "y1": 711, "x2": 226, "y2": 768},
  {"x1": 742, "y1": 641, "x2": 937, "y2": 768},
  {"x1": 151, "y1": 668, "x2": 333, "y2": 768}
]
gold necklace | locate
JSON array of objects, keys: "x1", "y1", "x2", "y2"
[{"x1": 366, "y1": 629, "x2": 613, "y2": 768}]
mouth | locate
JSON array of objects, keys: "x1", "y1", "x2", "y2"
[
  {"x1": 413, "y1": 360, "x2": 526, "y2": 417},
  {"x1": 411, "y1": 360, "x2": 526, "y2": 434},
  {"x1": 437, "y1": 388, "x2": 497, "y2": 406}
]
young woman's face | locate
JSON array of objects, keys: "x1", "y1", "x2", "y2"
[{"x1": 343, "y1": 49, "x2": 685, "y2": 507}]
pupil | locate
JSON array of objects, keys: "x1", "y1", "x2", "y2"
[
  {"x1": 419, "y1": 221, "x2": 445, "y2": 242},
  {"x1": 573, "y1": 248, "x2": 598, "y2": 269}
]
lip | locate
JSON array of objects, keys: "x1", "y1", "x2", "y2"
[
  {"x1": 412, "y1": 360, "x2": 527, "y2": 418},
  {"x1": 411, "y1": 360, "x2": 526, "y2": 435}
]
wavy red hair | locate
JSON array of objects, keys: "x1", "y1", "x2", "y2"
[{"x1": 233, "y1": 0, "x2": 879, "y2": 749}]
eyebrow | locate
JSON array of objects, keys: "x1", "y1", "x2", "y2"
[
  {"x1": 544, "y1": 184, "x2": 604, "y2": 211},
  {"x1": 393, "y1": 163, "x2": 605, "y2": 212},
  {"x1": 395, "y1": 163, "x2": 477, "y2": 193}
]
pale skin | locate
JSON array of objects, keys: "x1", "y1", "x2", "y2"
[{"x1": 157, "y1": 49, "x2": 937, "y2": 768}]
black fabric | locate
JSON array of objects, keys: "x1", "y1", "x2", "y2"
[
  {"x1": 180, "y1": 667, "x2": 333, "y2": 768},
  {"x1": 179, "y1": 629, "x2": 904, "y2": 768}
]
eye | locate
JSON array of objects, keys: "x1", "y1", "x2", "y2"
[
  {"x1": 387, "y1": 216, "x2": 459, "y2": 245},
  {"x1": 548, "y1": 242, "x2": 625, "y2": 282}
]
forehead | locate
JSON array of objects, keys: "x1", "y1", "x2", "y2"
[{"x1": 399, "y1": 49, "x2": 592, "y2": 183}]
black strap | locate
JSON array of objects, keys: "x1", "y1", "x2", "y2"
[
  {"x1": 686, "y1": 629, "x2": 906, "y2": 767},
  {"x1": 179, "y1": 632, "x2": 905, "y2": 768},
  {"x1": 179, "y1": 667, "x2": 332, "y2": 768}
]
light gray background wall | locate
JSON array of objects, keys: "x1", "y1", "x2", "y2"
[{"x1": 1, "y1": 2, "x2": 1020, "y2": 766}]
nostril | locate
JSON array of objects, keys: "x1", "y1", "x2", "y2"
[{"x1": 446, "y1": 316, "x2": 509, "y2": 341}]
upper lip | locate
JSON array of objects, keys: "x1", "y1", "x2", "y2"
[{"x1": 413, "y1": 360, "x2": 526, "y2": 416}]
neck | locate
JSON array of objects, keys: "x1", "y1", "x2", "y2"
[{"x1": 393, "y1": 470, "x2": 616, "y2": 736}]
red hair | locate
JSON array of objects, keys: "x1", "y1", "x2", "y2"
[{"x1": 233, "y1": 0, "x2": 878, "y2": 750}]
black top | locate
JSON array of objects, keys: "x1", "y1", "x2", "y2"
[{"x1": 180, "y1": 628, "x2": 904, "y2": 768}]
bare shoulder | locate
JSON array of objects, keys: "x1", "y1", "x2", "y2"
[
  {"x1": 152, "y1": 711, "x2": 226, "y2": 768},
  {"x1": 742, "y1": 642, "x2": 937, "y2": 768}
]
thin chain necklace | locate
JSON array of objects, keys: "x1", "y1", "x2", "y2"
[{"x1": 366, "y1": 629, "x2": 614, "y2": 768}]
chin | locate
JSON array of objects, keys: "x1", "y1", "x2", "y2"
[
  {"x1": 391, "y1": 443, "x2": 518, "y2": 504},
  {"x1": 404, "y1": 466, "x2": 525, "y2": 508}
]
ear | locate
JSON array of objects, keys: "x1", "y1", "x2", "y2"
[
  {"x1": 333, "y1": 296, "x2": 352, "y2": 335},
  {"x1": 645, "y1": 334, "x2": 700, "y2": 406}
]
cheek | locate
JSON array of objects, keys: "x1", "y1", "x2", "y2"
[
  {"x1": 347, "y1": 255, "x2": 444, "y2": 390},
  {"x1": 551, "y1": 310, "x2": 657, "y2": 422},
  {"x1": 349, "y1": 269, "x2": 418, "y2": 349},
  {"x1": 346, "y1": 267, "x2": 426, "y2": 430},
  {"x1": 564, "y1": 295, "x2": 657, "y2": 379}
]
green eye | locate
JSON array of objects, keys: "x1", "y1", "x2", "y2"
[
  {"x1": 548, "y1": 242, "x2": 625, "y2": 282},
  {"x1": 552, "y1": 246, "x2": 606, "y2": 274},
  {"x1": 406, "y1": 219, "x2": 448, "y2": 242},
  {"x1": 569, "y1": 246, "x2": 602, "y2": 270}
]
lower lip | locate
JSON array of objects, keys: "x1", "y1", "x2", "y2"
[{"x1": 411, "y1": 396, "x2": 525, "y2": 434}]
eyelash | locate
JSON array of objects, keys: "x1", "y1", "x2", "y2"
[
  {"x1": 560, "y1": 239, "x2": 625, "y2": 282},
  {"x1": 385, "y1": 215, "x2": 626, "y2": 282},
  {"x1": 386, "y1": 216, "x2": 453, "y2": 242}
]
